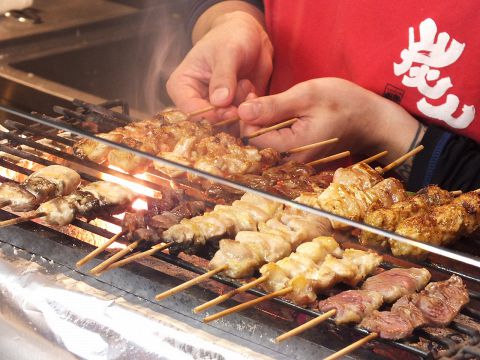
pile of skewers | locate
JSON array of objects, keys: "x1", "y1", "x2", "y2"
[{"x1": 2, "y1": 104, "x2": 479, "y2": 359}]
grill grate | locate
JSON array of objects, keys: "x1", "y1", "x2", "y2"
[{"x1": 0, "y1": 99, "x2": 480, "y2": 359}]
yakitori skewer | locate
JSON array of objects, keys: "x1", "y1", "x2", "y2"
[
  {"x1": 306, "y1": 151, "x2": 351, "y2": 166},
  {"x1": 324, "y1": 275, "x2": 468, "y2": 359},
  {"x1": 242, "y1": 118, "x2": 297, "y2": 143},
  {"x1": 351, "y1": 150, "x2": 388, "y2": 166},
  {"x1": 0, "y1": 181, "x2": 135, "y2": 228},
  {"x1": 76, "y1": 230, "x2": 127, "y2": 267},
  {"x1": 275, "y1": 267, "x2": 431, "y2": 342}
]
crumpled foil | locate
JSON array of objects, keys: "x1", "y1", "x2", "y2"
[{"x1": 0, "y1": 244, "x2": 271, "y2": 360}]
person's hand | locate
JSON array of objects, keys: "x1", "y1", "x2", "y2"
[
  {"x1": 167, "y1": 11, "x2": 273, "y2": 122},
  {"x1": 238, "y1": 78, "x2": 420, "y2": 164}
]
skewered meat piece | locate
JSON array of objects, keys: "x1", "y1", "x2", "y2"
[
  {"x1": 318, "y1": 290, "x2": 384, "y2": 324},
  {"x1": 317, "y1": 267, "x2": 431, "y2": 325},
  {"x1": 259, "y1": 236, "x2": 342, "y2": 292},
  {"x1": 0, "y1": 165, "x2": 81, "y2": 212},
  {"x1": 391, "y1": 191, "x2": 480, "y2": 257},
  {"x1": 317, "y1": 177, "x2": 407, "y2": 229},
  {"x1": 360, "y1": 275, "x2": 469, "y2": 339},
  {"x1": 209, "y1": 209, "x2": 333, "y2": 278},
  {"x1": 362, "y1": 267, "x2": 431, "y2": 303},
  {"x1": 289, "y1": 249, "x2": 382, "y2": 306},
  {"x1": 162, "y1": 193, "x2": 283, "y2": 255},
  {"x1": 360, "y1": 185, "x2": 453, "y2": 247},
  {"x1": 37, "y1": 181, "x2": 135, "y2": 226},
  {"x1": 332, "y1": 163, "x2": 384, "y2": 191},
  {"x1": 124, "y1": 200, "x2": 207, "y2": 244}
]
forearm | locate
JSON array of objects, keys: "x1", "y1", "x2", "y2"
[{"x1": 192, "y1": 1, "x2": 265, "y2": 44}]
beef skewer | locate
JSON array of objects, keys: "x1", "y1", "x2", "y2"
[
  {"x1": 325, "y1": 275, "x2": 469, "y2": 360},
  {"x1": 275, "y1": 267, "x2": 431, "y2": 342},
  {"x1": 202, "y1": 247, "x2": 382, "y2": 323},
  {"x1": 0, "y1": 165, "x2": 81, "y2": 212},
  {"x1": 0, "y1": 181, "x2": 135, "y2": 228}
]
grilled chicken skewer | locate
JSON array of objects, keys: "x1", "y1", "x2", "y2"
[
  {"x1": 0, "y1": 181, "x2": 136, "y2": 229},
  {"x1": 276, "y1": 267, "x2": 431, "y2": 342},
  {"x1": 327, "y1": 275, "x2": 468, "y2": 360},
  {"x1": 0, "y1": 165, "x2": 81, "y2": 212},
  {"x1": 202, "y1": 247, "x2": 382, "y2": 323}
]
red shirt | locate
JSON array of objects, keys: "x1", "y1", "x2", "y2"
[{"x1": 264, "y1": 0, "x2": 480, "y2": 142}]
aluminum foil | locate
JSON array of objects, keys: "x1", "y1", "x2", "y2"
[{"x1": 0, "y1": 244, "x2": 273, "y2": 360}]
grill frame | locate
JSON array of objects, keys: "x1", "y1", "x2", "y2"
[{"x1": 0, "y1": 99, "x2": 480, "y2": 359}]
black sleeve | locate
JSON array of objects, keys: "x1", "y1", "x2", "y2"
[
  {"x1": 407, "y1": 125, "x2": 480, "y2": 192},
  {"x1": 187, "y1": 0, "x2": 264, "y2": 37}
]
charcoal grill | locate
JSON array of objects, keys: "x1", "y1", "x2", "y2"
[{"x1": 1, "y1": 99, "x2": 480, "y2": 360}]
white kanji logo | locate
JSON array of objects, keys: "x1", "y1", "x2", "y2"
[{"x1": 394, "y1": 18, "x2": 475, "y2": 129}]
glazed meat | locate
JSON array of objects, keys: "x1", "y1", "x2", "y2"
[
  {"x1": 360, "y1": 185, "x2": 453, "y2": 247},
  {"x1": 332, "y1": 163, "x2": 383, "y2": 191}
]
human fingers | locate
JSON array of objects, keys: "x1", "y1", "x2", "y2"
[{"x1": 238, "y1": 84, "x2": 311, "y2": 126}]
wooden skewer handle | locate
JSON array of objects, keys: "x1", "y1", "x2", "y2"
[
  {"x1": 76, "y1": 230, "x2": 127, "y2": 268},
  {"x1": 323, "y1": 332, "x2": 378, "y2": 360},
  {"x1": 194, "y1": 275, "x2": 268, "y2": 314},
  {"x1": 187, "y1": 105, "x2": 215, "y2": 118},
  {"x1": 90, "y1": 240, "x2": 141, "y2": 275},
  {"x1": 352, "y1": 150, "x2": 388, "y2": 166},
  {"x1": 104, "y1": 242, "x2": 172, "y2": 271},
  {"x1": 275, "y1": 309, "x2": 337, "y2": 343},
  {"x1": 281, "y1": 138, "x2": 339, "y2": 157},
  {"x1": 155, "y1": 264, "x2": 229, "y2": 301},
  {"x1": 214, "y1": 117, "x2": 240, "y2": 127},
  {"x1": 242, "y1": 118, "x2": 297, "y2": 142},
  {"x1": 306, "y1": 151, "x2": 351, "y2": 167},
  {"x1": 0, "y1": 200, "x2": 12, "y2": 208},
  {"x1": 0, "y1": 212, "x2": 46, "y2": 228},
  {"x1": 379, "y1": 145, "x2": 424, "y2": 174},
  {"x1": 203, "y1": 286, "x2": 293, "y2": 323}
]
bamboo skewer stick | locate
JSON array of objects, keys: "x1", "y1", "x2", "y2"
[
  {"x1": 194, "y1": 275, "x2": 269, "y2": 314},
  {"x1": 306, "y1": 151, "x2": 351, "y2": 167},
  {"x1": 377, "y1": 145, "x2": 424, "y2": 174},
  {"x1": 186, "y1": 105, "x2": 216, "y2": 118},
  {"x1": 90, "y1": 240, "x2": 142, "y2": 275},
  {"x1": 214, "y1": 117, "x2": 240, "y2": 127},
  {"x1": 0, "y1": 200, "x2": 12, "y2": 208},
  {"x1": 323, "y1": 332, "x2": 378, "y2": 360},
  {"x1": 203, "y1": 286, "x2": 293, "y2": 323},
  {"x1": 352, "y1": 150, "x2": 388, "y2": 166},
  {"x1": 155, "y1": 264, "x2": 229, "y2": 301},
  {"x1": 280, "y1": 138, "x2": 339, "y2": 157},
  {"x1": 275, "y1": 309, "x2": 337, "y2": 343},
  {"x1": 76, "y1": 230, "x2": 127, "y2": 268},
  {"x1": 102, "y1": 242, "x2": 173, "y2": 271},
  {"x1": 450, "y1": 190, "x2": 463, "y2": 196},
  {"x1": 0, "y1": 212, "x2": 46, "y2": 228},
  {"x1": 242, "y1": 118, "x2": 297, "y2": 143}
]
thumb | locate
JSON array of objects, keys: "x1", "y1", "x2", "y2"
[
  {"x1": 209, "y1": 50, "x2": 242, "y2": 107},
  {"x1": 237, "y1": 86, "x2": 307, "y2": 126}
]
